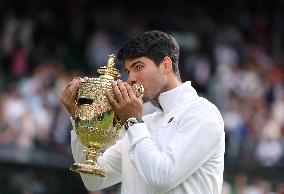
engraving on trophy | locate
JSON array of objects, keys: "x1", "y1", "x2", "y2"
[{"x1": 70, "y1": 54, "x2": 144, "y2": 176}]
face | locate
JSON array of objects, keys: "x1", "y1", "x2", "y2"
[{"x1": 124, "y1": 56, "x2": 167, "y2": 103}]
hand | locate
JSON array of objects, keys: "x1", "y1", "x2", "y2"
[
  {"x1": 60, "y1": 77, "x2": 88, "y2": 118},
  {"x1": 106, "y1": 81, "x2": 143, "y2": 123}
]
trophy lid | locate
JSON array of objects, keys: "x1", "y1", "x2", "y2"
[{"x1": 97, "y1": 54, "x2": 121, "y2": 80}]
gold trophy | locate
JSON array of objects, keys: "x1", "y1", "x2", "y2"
[{"x1": 70, "y1": 54, "x2": 144, "y2": 177}]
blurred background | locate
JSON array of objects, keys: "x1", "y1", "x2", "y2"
[{"x1": 0, "y1": 0, "x2": 284, "y2": 193}]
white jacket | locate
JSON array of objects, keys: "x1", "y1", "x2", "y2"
[{"x1": 71, "y1": 82, "x2": 225, "y2": 194}]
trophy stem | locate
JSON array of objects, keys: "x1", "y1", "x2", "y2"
[{"x1": 70, "y1": 145, "x2": 106, "y2": 177}]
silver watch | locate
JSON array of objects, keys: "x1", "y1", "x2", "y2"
[{"x1": 124, "y1": 117, "x2": 143, "y2": 130}]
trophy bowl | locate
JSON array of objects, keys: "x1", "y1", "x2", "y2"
[{"x1": 70, "y1": 54, "x2": 144, "y2": 176}]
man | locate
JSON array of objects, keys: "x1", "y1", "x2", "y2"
[{"x1": 60, "y1": 30, "x2": 225, "y2": 194}]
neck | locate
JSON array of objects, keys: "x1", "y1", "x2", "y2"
[{"x1": 151, "y1": 76, "x2": 182, "y2": 110}]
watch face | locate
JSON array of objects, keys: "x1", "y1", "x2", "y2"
[
  {"x1": 129, "y1": 119, "x2": 138, "y2": 126},
  {"x1": 125, "y1": 118, "x2": 138, "y2": 130}
]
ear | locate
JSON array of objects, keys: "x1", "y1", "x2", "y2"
[{"x1": 161, "y1": 56, "x2": 173, "y2": 74}]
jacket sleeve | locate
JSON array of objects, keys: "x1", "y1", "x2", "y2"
[
  {"x1": 127, "y1": 110, "x2": 224, "y2": 193},
  {"x1": 70, "y1": 119, "x2": 123, "y2": 191}
]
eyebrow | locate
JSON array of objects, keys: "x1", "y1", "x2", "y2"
[{"x1": 130, "y1": 61, "x2": 144, "y2": 68}]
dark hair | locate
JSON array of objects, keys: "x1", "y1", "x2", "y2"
[{"x1": 117, "y1": 30, "x2": 180, "y2": 77}]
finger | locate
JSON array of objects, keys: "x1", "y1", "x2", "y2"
[
  {"x1": 112, "y1": 81, "x2": 123, "y2": 103},
  {"x1": 124, "y1": 83, "x2": 136, "y2": 99},
  {"x1": 83, "y1": 76, "x2": 89, "y2": 82},
  {"x1": 61, "y1": 82, "x2": 80, "y2": 105},
  {"x1": 68, "y1": 82, "x2": 81, "y2": 97},
  {"x1": 105, "y1": 90, "x2": 118, "y2": 109},
  {"x1": 117, "y1": 82, "x2": 130, "y2": 101},
  {"x1": 61, "y1": 83, "x2": 74, "y2": 101},
  {"x1": 67, "y1": 79, "x2": 82, "y2": 89},
  {"x1": 60, "y1": 89, "x2": 68, "y2": 105},
  {"x1": 60, "y1": 78, "x2": 84, "y2": 117},
  {"x1": 72, "y1": 77, "x2": 81, "y2": 82}
]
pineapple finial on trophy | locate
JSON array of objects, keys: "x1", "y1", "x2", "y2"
[{"x1": 97, "y1": 54, "x2": 121, "y2": 80}]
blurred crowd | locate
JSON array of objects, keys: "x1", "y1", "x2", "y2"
[
  {"x1": 0, "y1": 61, "x2": 72, "y2": 151},
  {"x1": 222, "y1": 173, "x2": 284, "y2": 194},
  {"x1": 0, "y1": 0, "x2": 284, "y2": 193}
]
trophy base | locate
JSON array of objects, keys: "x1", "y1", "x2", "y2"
[{"x1": 70, "y1": 163, "x2": 106, "y2": 177}]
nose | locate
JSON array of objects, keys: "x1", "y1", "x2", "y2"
[{"x1": 127, "y1": 72, "x2": 136, "y2": 86}]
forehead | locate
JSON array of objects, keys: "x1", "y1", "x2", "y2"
[{"x1": 124, "y1": 56, "x2": 156, "y2": 70}]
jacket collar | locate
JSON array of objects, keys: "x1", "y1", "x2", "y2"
[{"x1": 157, "y1": 81, "x2": 198, "y2": 113}]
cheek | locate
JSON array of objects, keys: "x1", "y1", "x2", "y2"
[
  {"x1": 138, "y1": 77, "x2": 154, "y2": 101},
  {"x1": 135, "y1": 68, "x2": 165, "y2": 99},
  {"x1": 142, "y1": 74, "x2": 164, "y2": 98}
]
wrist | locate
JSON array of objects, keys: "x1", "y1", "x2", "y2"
[{"x1": 124, "y1": 117, "x2": 144, "y2": 130}]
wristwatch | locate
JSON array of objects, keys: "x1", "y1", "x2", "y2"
[{"x1": 124, "y1": 117, "x2": 144, "y2": 130}]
